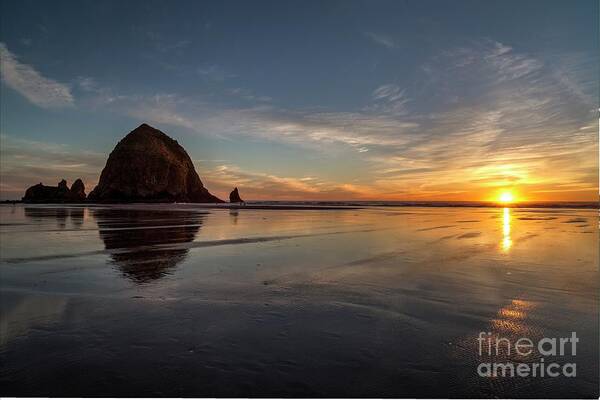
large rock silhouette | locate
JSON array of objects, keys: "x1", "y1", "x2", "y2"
[{"x1": 88, "y1": 124, "x2": 223, "y2": 203}]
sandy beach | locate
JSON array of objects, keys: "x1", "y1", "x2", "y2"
[{"x1": 0, "y1": 203, "x2": 597, "y2": 397}]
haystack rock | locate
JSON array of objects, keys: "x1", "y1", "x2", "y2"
[
  {"x1": 229, "y1": 187, "x2": 244, "y2": 203},
  {"x1": 88, "y1": 123, "x2": 223, "y2": 203},
  {"x1": 23, "y1": 179, "x2": 87, "y2": 203}
]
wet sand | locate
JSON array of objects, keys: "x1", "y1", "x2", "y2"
[{"x1": 0, "y1": 204, "x2": 598, "y2": 397}]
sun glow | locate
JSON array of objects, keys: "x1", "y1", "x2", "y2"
[{"x1": 498, "y1": 191, "x2": 515, "y2": 204}]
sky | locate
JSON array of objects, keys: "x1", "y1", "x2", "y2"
[{"x1": 0, "y1": 0, "x2": 598, "y2": 201}]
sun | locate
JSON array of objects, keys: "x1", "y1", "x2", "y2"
[{"x1": 498, "y1": 191, "x2": 515, "y2": 204}]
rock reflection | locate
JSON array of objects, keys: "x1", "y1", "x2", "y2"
[
  {"x1": 24, "y1": 207, "x2": 84, "y2": 229},
  {"x1": 92, "y1": 209, "x2": 205, "y2": 283},
  {"x1": 229, "y1": 209, "x2": 239, "y2": 225},
  {"x1": 70, "y1": 208, "x2": 84, "y2": 228}
]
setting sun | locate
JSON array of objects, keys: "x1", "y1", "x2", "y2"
[{"x1": 498, "y1": 191, "x2": 515, "y2": 204}]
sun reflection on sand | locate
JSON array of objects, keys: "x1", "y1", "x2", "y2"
[
  {"x1": 502, "y1": 207, "x2": 512, "y2": 252},
  {"x1": 490, "y1": 299, "x2": 536, "y2": 336},
  {"x1": 448, "y1": 298, "x2": 541, "y2": 374}
]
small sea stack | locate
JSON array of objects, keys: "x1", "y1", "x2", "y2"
[
  {"x1": 229, "y1": 187, "x2": 244, "y2": 203},
  {"x1": 22, "y1": 179, "x2": 87, "y2": 203}
]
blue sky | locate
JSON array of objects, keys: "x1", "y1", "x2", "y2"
[{"x1": 0, "y1": 0, "x2": 598, "y2": 200}]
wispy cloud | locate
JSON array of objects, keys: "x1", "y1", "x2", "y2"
[
  {"x1": 197, "y1": 64, "x2": 238, "y2": 82},
  {"x1": 227, "y1": 87, "x2": 272, "y2": 102},
  {"x1": 199, "y1": 162, "x2": 370, "y2": 200},
  {"x1": 156, "y1": 39, "x2": 191, "y2": 54},
  {"x1": 123, "y1": 94, "x2": 198, "y2": 130},
  {"x1": 483, "y1": 41, "x2": 543, "y2": 81},
  {"x1": 0, "y1": 42, "x2": 74, "y2": 108},
  {"x1": 75, "y1": 76, "x2": 98, "y2": 92},
  {"x1": 363, "y1": 32, "x2": 397, "y2": 49},
  {"x1": 367, "y1": 84, "x2": 410, "y2": 115}
]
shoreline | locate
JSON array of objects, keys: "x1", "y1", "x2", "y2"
[{"x1": 1, "y1": 201, "x2": 597, "y2": 210}]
